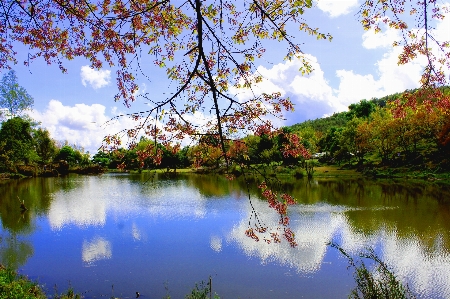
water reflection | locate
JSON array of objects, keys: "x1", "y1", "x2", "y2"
[
  {"x1": 229, "y1": 200, "x2": 343, "y2": 273},
  {"x1": 82, "y1": 237, "x2": 112, "y2": 264},
  {"x1": 46, "y1": 175, "x2": 210, "y2": 229},
  {"x1": 132, "y1": 223, "x2": 142, "y2": 241},
  {"x1": 0, "y1": 232, "x2": 33, "y2": 269},
  {"x1": 228, "y1": 194, "x2": 450, "y2": 297},
  {"x1": 381, "y1": 232, "x2": 450, "y2": 298},
  {"x1": 210, "y1": 235, "x2": 222, "y2": 252},
  {"x1": 0, "y1": 174, "x2": 449, "y2": 298}
]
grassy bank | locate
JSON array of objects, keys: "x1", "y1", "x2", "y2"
[
  {"x1": 0, "y1": 265, "x2": 46, "y2": 299},
  {"x1": 0, "y1": 264, "x2": 218, "y2": 299},
  {"x1": 0, "y1": 265, "x2": 83, "y2": 299},
  {"x1": 111, "y1": 163, "x2": 450, "y2": 182}
]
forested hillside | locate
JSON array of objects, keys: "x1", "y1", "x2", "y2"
[{"x1": 288, "y1": 87, "x2": 450, "y2": 173}]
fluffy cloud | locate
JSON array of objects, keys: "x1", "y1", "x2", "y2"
[
  {"x1": 80, "y1": 65, "x2": 111, "y2": 89},
  {"x1": 316, "y1": 0, "x2": 359, "y2": 18},
  {"x1": 232, "y1": 48, "x2": 424, "y2": 126},
  {"x1": 30, "y1": 100, "x2": 139, "y2": 153},
  {"x1": 362, "y1": 26, "x2": 401, "y2": 50},
  {"x1": 30, "y1": 99, "x2": 216, "y2": 153}
]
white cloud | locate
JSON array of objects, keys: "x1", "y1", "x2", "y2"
[
  {"x1": 362, "y1": 26, "x2": 401, "y2": 49},
  {"x1": 231, "y1": 49, "x2": 424, "y2": 125},
  {"x1": 30, "y1": 100, "x2": 139, "y2": 153},
  {"x1": 80, "y1": 65, "x2": 111, "y2": 89},
  {"x1": 333, "y1": 48, "x2": 423, "y2": 104},
  {"x1": 316, "y1": 0, "x2": 359, "y2": 18},
  {"x1": 434, "y1": 3, "x2": 450, "y2": 42}
]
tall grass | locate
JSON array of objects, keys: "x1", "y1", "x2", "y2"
[
  {"x1": 329, "y1": 242, "x2": 416, "y2": 299},
  {"x1": 163, "y1": 277, "x2": 220, "y2": 299}
]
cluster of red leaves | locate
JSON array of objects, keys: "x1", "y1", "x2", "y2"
[
  {"x1": 390, "y1": 88, "x2": 450, "y2": 119},
  {"x1": 226, "y1": 140, "x2": 249, "y2": 161},
  {"x1": 257, "y1": 182, "x2": 298, "y2": 247},
  {"x1": 136, "y1": 144, "x2": 163, "y2": 167},
  {"x1": 280, "y1": 132, "x2": 310, "y2": 160},
  {"x1": 245, "y1": 226, "x2": 267, "y2": 242}
]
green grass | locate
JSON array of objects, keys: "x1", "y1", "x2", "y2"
[{"x1": 0, "y1": 265, "x2": 46, "y2": 299}]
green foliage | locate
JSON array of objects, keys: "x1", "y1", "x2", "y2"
[
  {"x1": 53, "y1": 145, "x2": 90, "y2": 167},
  {"x1": 0, "y1": 265, "x2": 46, "y2": 299},
  {"x1": 162, "y1": 279, "x2": 220, "y2": 299},
  {"x1": 55, "y1": 146, "x2": 77, "y2": 164},
  {"x1": 348, "y1": 99, "x2": 376, "y2": 119},
  {"x1": 318, "y1": 127, "x2": 343, "y2": 156},
  {"x1": 103, "y1": 137, "x2": 192, "y2": 171},
  {"x1": 291, "y1": 112, "x2": 349, "y2": 134},
  {"x1": 184, "y1": 280, "x2": 220, "y2": 299},
  {"x1": 53, "y1": 287, "x2": 81, "y2": 299},
  {"x1": 0, "y1": 265, "x2": 83, "y2": 299},
  {"x1": 0, "y1": 117, "x2": 36, "y2": 165},
  {"x1": 92, "y1": 151, "x2": 111, "y2": 167},
  {"x1": 295, "y1": 125, "x2": 318, "y2": 152},
  {"x1": 32, "y1": 128, "x2": 57, "y2": 163},
  {"x1": 0, "y1": 70, "x2": 33, "y2": 119}
]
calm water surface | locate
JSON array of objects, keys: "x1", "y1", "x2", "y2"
[{"x1": 1, "y1": 173, "x2": 450, "y2": 298}]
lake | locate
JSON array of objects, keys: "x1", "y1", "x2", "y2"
[{"x1": 1, "y1": 173, "x2": 450, "y2": 298}]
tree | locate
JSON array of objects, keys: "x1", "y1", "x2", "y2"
[
  {"x1": 0, "y1": 70, "x2": 33, "y2": 119},
  {"x1": 55, "y1": 145, "x2": 77, "y2": 165},
  {"x1": 318, "y1": 127, "x2": 343, "y2": 156},
  {"x1": 369, "y1": 109, "x2": 399, "y2": 164},
  {"x1": 33, "y1": 128, "x2": 57, "y2": 163},
  {"x1": 338, "y1": 118, "x2": 374, "y2": 166},
  {"x1": 0, "y1": 117, "x2": 36, "y2": 165},
  {"x1": 348, "y1": 100, "x2": 376, "y2": 119},
  {"x1": 92, "y1": 150, "x2": 111, "y2": 167}
]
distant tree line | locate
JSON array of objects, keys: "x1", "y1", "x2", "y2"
[{"x1": 2, "y1": 68, "x2": 449, "y2": 176}]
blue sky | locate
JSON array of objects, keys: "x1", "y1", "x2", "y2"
[{"x1": 4, "y1": 0, "x2": 450, "y2": 153}]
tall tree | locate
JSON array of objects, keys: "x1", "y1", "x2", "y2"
[{"x1": 0, "y1": 70, "x2": 33, "y2": 119}]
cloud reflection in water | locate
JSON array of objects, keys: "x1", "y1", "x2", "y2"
[
  {"x1": 82, "y1": 237, "x2": 112, "y2": 264},
  {"x1": 228, "y1": 200, "x2": 347, "y2": 273},
  {"x1": 47, "y1": 176, "x2": 208, "y2": 230}
]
